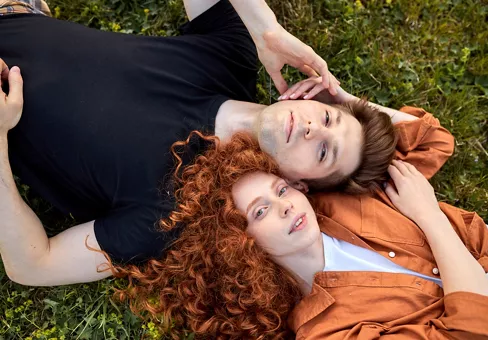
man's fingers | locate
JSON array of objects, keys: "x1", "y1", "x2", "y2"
[
  {"x1": 330, "y1": 72, "x2": 341, "y2": 86},
  {"x1": 290, "y1": 80, "x2": 316, "y2": 99},
  {"x1": 280, "y1": 81, "x2": 305, "y2": 100},
  {"x1": 6, "y1": 66, "x2": 23, "y2": 107},
  {"x1": 303, "y1": 83, "x2": 326, "y2": 100},
  {"x1": 269, "y1": 70, "x2": 288, "y2": 95},
  {"x1": 297, "y1": 64, "x2": 319, "y2": 78},
  {"x1": 305, "y1": 54, "x2": 335, "y2": 95}
]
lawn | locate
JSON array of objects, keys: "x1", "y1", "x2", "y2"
[{"x1": 1, "y1": 0, "x2": 487, "y2": 339}]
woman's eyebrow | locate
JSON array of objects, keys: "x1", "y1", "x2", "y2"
[
  {"x1": 245, "y1": 178, "x2": 281, "y2": 214},
  {"x1": 246, "y1": 196, "x2": 263, "y2": 215}
]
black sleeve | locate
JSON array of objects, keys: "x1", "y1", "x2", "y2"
[
  {"x1": 180, "y1": 0, "x2": 248, "y2": 36},
  {"x1": 94, "y1": 205, "x2": 180, "y2": 264}
]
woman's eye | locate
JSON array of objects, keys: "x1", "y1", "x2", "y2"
[
  {"x1": 325, "y1": 111, "x2": 330, "y2": 126},
  {"x1": 256, "y1": 208, "x2": 265, "y2": 218},
  {"x1": 278, "y1": 186, "x2": 288, "y2": 197},
  {"x1": 320, "y1": 143, "x2": 328, "y2": 162}
]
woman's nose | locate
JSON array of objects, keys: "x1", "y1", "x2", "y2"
[{"x1": 280, "y1": 200, "x2": 293, "y2": 218}]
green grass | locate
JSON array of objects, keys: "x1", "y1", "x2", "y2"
[{"x1": 1, "y1": 0, "x2": 487, "y2": 338}]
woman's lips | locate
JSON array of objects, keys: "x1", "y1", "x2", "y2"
[
  {"x1": 285, "y1": 112, "x2": 294, "y2": 143},
  {"x1": 289, "y1": 213, "x2": 307, "y2": 234}
]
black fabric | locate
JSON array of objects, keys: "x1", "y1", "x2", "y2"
[{"x1": 0, "y1": 0, "x2": 257, "y2": 263}]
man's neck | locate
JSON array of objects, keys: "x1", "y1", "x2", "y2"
[
  {"x1": 214, "y1": 100, "x2": 266, "y2": 142},
  {"x1": 272, "y1": 233, "x2": 325, "y2": 295}
]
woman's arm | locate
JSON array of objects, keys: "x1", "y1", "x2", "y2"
[{"x1": 385, "y1": 160, "x2": 488, "y2": 296}]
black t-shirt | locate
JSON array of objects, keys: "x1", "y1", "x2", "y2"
[{"x1": 0, "y1": 0, "x2": 257, "y2": 263}]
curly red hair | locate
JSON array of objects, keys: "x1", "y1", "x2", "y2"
[{"x1": 115, "y1": 131, "x2": 302, "y2": 339}]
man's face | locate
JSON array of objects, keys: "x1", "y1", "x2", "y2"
[{"x1": 254, "y1": 100, "x2": 363, "y2": 183}]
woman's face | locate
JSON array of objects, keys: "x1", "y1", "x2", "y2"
[{"x1": 232, "y1": 171, "x2": 321, "y2": 257}]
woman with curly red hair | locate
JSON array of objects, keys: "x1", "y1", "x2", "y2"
[
  {"x1": 115, "y1": 132, "x2": 301, "y2": 339},
  {"x1": 116, "y1": 131, "x2": 488, "y2": 339}
]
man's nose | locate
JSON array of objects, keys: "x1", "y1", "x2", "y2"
[
  {"x1": 304, "y1": 121, "x2": 323, "y2": 140},
  {"x1": 279, "y1": 199, "x2": 293, "y2": 218}
]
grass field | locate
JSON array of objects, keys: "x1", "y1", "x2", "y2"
[{"x1": 1, "y1": 0, "x2": 487, "y2": 339}]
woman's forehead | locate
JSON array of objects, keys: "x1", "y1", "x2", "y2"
[{"x1": 232, "y1": 172, "x2": 279, "y2": 204}]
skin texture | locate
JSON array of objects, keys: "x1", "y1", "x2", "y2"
[{"x1": 252, "y1": 100, "x2": 363, "y2": 183}]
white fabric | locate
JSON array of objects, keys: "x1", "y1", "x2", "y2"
[{"x1": 321, "y1": 233, "x2": 443, "y2": 287}]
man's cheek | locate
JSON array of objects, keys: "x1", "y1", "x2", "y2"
[{"x1": 259, "y1": 130, "x2": 278, "y2": 157}]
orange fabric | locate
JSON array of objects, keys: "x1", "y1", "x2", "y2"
[
  {"x1": 289, "y1": 107, "x2": 488, "y2": 339},
  {"x1": 394, "y1": 106, "x2": 454, "y2": 179}
]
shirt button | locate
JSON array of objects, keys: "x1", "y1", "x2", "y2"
[
  {"x1": 388, "y1": 251, "x2": 396, "y2": 258},
  {"x1": 432, "y1": 268, "x2": 439, "y2": 275}
]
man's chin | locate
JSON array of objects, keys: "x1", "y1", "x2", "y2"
[{"x1": 257, "y1": 133, "x2": 280, "y2": 158}]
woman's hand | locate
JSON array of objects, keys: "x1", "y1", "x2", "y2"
[
  {"x1": 0, "y1": 59, "x2": 23, "y2": 135},
  {"x1": 385, "y1": 160, "x2": 443, "y2": 226},
  {"x1": 256, "y1": 27, "x2": 340, "y2": 96},
  {"x1": 278, "y1": 76, "x2": 354, "y2": 103}
]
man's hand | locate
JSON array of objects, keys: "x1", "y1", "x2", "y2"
[
  {"x1": 256, "y1": 27, "x2": 340, "y2": 96},
  {"x1": 278, "y1": 76, "x2": 354, "y2": 103},
  {"x1": 0, "y1": 60, "x2": 23, "y2": 135},
  {"x1": 385, "y1": 160, "x2": 442, "y2": 226}
]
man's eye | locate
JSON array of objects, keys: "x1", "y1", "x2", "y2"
[
  {"x1": 320, "y1": 143, "x2": 328, "y2": 162},
  {"x1": 325, "y1": 111, "x2": 330, "y2": 126},
  {"x1": 278, "y1": 186, "x2": 288, "y2": 197}
]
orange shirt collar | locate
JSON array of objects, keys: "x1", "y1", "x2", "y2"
[{"x1": 288, "y1": 279, "x2": 335, "y2": 332}]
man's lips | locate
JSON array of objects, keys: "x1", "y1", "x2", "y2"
[
  {"x1": 285, "y1": 112, "x2": 294, "y2": 143},
  {"x1": 289, "y1": 213, "x2": 307, "y2": 234}
]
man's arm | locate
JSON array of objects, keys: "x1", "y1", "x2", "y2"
[{"x1": 0, "y1": 64, "x2": 110, "y2": 286}]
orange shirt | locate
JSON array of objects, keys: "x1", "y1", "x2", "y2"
[{"x1": 289, "y1": 107, "x2": 488, "y2": 339}]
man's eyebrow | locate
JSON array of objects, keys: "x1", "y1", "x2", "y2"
[{"x1": 331, "y1": 141, "x2": 338, "y2": 166}]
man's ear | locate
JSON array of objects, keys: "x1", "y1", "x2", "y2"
[{"x1": 287, "y1": 179, "x2": 309, "y2": 193}]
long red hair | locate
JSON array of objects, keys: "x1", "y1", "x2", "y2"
[{"x1": 115, "y1": 131, "x2": 302, "y2": 339}]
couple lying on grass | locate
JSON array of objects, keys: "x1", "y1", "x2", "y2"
[{"x1": 1, "y1": 0, "x2": 487, "y2": 338}]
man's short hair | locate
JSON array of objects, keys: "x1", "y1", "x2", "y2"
[{"x1": 303, "y1": 99, "x2": 397, "y2": 194}]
